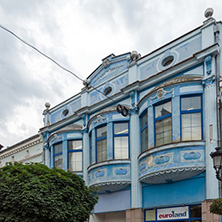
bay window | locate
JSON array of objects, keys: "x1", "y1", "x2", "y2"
[
  {"x1": 54, "y1": 142, "x2": 63, "y2": 169},
  {"x1": 114, "y1": 122, "x2": 129, "y2": 159},
  {"x1": 155, "y1": 101, "x2": 172, "y2": 146},
  {"x1": 96, "y1": 126, "x2": 107, "y2": 163},
  {"x1": 181, "y1": 95, "x2": 202, "y2": 141},
  {"x1": 68, "y1": 140, "x2": 82, "y2": 172}
]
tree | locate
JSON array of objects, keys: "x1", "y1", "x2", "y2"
[
  {"x1": 210, "y1": 198, "x2": 222, "y2": 215},
  {"x1": 0, "y1": 162, "x2": 98, "y2": 222}
]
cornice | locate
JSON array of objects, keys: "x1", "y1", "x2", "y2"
[{"x1": 0, "y1": 139, "x2": 42, "y2": 160}]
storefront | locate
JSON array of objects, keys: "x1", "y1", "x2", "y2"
[{"x1": 144, "y1": 205, "x2": 201, "y2": 222}]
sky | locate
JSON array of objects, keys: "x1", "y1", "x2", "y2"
[{"x1": 0, "y1": 0, "x2": 222, "y2": 148}]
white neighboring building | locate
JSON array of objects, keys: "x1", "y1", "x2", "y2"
[{"x1": 0, "y1": 134, "x2": 42, "y2": 167}]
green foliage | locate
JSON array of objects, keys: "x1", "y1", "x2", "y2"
[
  {"x1": 210, "y1": 198, "x2": 222, "y2": 215},
  {"x1": 0, "y1": 162, "x2": 98, "y2": 222}
]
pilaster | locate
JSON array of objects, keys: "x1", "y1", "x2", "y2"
[
  {"x1": 130, "y1": 110, "x2": 142, "y2": 208},
  {"x1": 203, "y1": 74, "x2": 219, "y2": 199},
  {"x1": 82, "y1": 128, "x2": 89, "y2": 185},
  {"x1": 126, "y1": 208, "x2": 144, "y2": 222},
  {"x1": 62, "y1": 140, "x2": 68, "y2": 170}
]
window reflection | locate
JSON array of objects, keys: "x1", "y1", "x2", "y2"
[
  {"x1": 114, "y1": 122, "x2": 129, "y2": 159},
  {"x1": 54, "y1": 143, "x2": 63, "y2": 169},
  {"x1": 96, "y1": 126, "x2": 107, "y2": 163},
  {"x1": 68, "y1": 140, "x2": 82, "y2": 172},
  {"x1": 155, "y1": 101, "x2": 172, "y2": 146},
  {"x1": 181, "y1": 96, "x2": 202, "y2": 141},
  {"x1": 141, "y1": 111, "x2": 148, "y2": 152}
]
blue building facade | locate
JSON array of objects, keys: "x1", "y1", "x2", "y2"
[{"x1": 40, "y1": 14, "x2": 222, "y2": 222}]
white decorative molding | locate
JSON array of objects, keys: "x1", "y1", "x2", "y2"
[
  {"x1": 90, "y1": 180, "x2": 131, "y2": 193},
  {"x1": 150, "y1": 88, "x2": 174, "y2": 102},
  {"x1": 0, "y1": 139, "x2": 42, "y2": 160},
  {"x1": 139, "y1": 166, "x2": 205, "y2": 184}
]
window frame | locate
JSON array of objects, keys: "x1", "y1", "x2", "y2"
[
  {"x1": 96, "y1": 125, "x2": 107, "y2": 163},
  {"x1": 140, "y1": 109, "x2": 148, "y2": 153},
  {"x1": 113, "y1": 121, "x2": 130, "y2": 160},
  {"x1": 154, "y1": 100, "x2": 172, "y2": 147},
  {"x1": 53, "y1": 142, "x2": 63, "y2": 169},
  {"x1": 180, "y1": 94, "x2": 203, "y2": 141},
  {"x1": 89, "y1": 132, "x2": 93, "y2": 165},
  {"x1": 68, "y1": 139, "x2": 83, "y2": 173}
]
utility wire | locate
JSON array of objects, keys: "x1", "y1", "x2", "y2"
[
  {"x1": 0, "y1": 24, "x2": 117, "y2": 104},
  {"x1": 0, "y1": 24, "x2": 83, "y2": 82}
]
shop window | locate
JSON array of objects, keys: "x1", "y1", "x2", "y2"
[
  {"x1": 155, "y1": 101, "x2": 172, "y2": 146},
  {"x1": 68, "y1": 140, "x2": 82, "y2": 172},
  {"x1": 96, "y1": 126, "x2": 107, "y2": 163},
  {"x1": 145, "y1": 205, "x2": 201, "y2": 222},
  {"x1": 181, "y1": 96, "x2": 202, "y2": 141},
  {"x1": 54, "y1": 142, "x2": 63, "y2": 169},
  {"x1": 140, "y1": 110, "x2": 148, "y2": 152},
  {"x1": 114, "y1": 122, "x2": 129, "y2": 159}
]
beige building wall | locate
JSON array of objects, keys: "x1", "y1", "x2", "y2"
[
  {"x1": 0, "y1": 134, "x2": 42, "y2": 167},
  {"x1": 90, "y1": 211, "x2": 126, "y2": 222}
]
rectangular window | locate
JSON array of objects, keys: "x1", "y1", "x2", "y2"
[
  {"x1": 155, "y1": 101, "x2": 172, "y2": 146},
  {"x1": 141, "y1": 110, "x2": 148, "y2": 152},
  {"x1": 89, "y1": 133, "x2": 92, "y2": 165},
  {"x1": 68, "y1": 140, "x2": 82, "y2": 172},
  {"x1": 181, "y1": 96, "x2": 202, "y2": 141},
  {"x1": 54, "y1": 143, "x2": 63, "y2": 169},
  {"x1": 114, "y1": 122, "x2": 129, "y2": 159},
  {"x1": 96, "y1": 126, "x2": 107, "y2": 163}
]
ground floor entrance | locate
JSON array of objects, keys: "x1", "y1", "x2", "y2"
[{"x1": 144, "y1": 205, "x2": 201, "y2": 222}]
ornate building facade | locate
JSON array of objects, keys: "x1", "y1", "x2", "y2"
[
  {"x1": 40, "y1": 12, "x2": 222, "y2": 222},
  {"x1": 0, "y1": 134, "x2": 42, "y2": 167}
]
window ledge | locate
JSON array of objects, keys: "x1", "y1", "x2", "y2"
[
  {"x1": 87, "y1": 159, "x2": 131, "y2": 171},
  {"x1": 138, "y1": 140, "x2": 205, "y2": 160}
]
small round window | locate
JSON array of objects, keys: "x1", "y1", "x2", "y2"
[
  {"x1": 162, "y1": 55, "x2": 174, "y2": 67},
  {"x1": 104, "y1": 86, "x2": 112, "y2": 96},
  {"x1": 62, "y1": 109, "x2": 69, "y2": 116}
]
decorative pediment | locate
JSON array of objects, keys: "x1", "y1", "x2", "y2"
[{"x1": 87, "y1": 53, "x2": 131, "y2": 87}]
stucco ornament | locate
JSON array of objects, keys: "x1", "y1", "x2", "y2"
[{"x1": 151, "y1": 87, "x2": 174, "y2": 102}]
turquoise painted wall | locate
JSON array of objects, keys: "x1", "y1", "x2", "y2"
[{"x1": 142, "y1": 173, "x2": 206, "y2": 209}]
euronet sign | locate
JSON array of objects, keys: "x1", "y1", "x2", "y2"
[{"x1": 157, "y1": 206, "x2": 189, "y2": 221}]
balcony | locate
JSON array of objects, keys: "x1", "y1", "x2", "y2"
[
  {"x1": 138, "y1": 142, "x2": 205, "y2": 184},
  {"x1": 87, "y1": 160, "x2": 131, "y2": 193}
]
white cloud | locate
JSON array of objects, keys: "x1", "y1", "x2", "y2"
[{"x1": 0, "y1": 0, "x2": 222, "y2": 147}]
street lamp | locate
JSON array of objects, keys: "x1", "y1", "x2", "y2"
[{"x1": 210, "y1": 147, "x2": 222, "y2": 181}]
